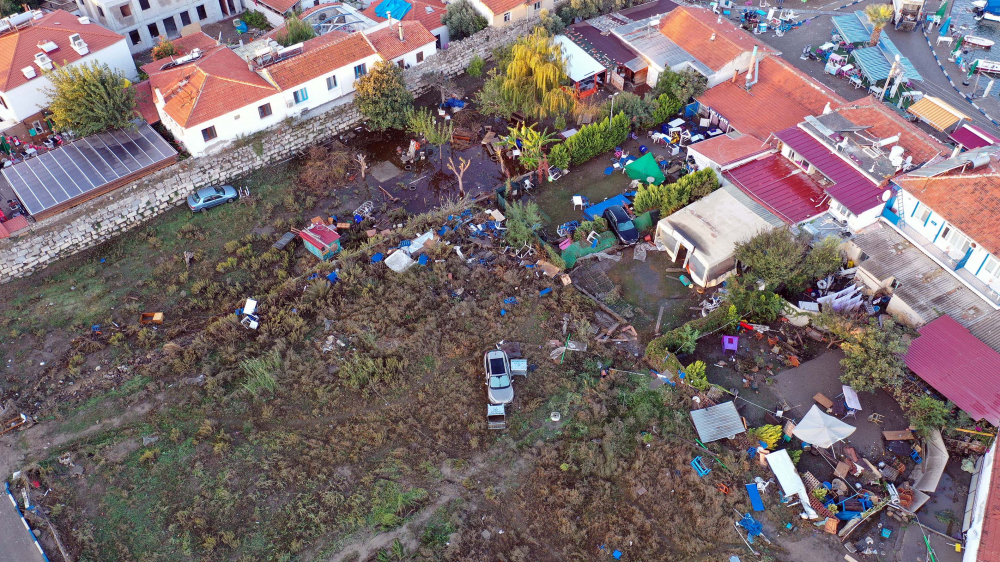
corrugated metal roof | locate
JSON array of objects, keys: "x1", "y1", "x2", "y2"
[
  {"x1": 832, "y1": 13, "x2": 870, "y2": 44},
  {"x1": 907, "y1": 96, "x2": 970, "y2": 132},
  {"x1": 904, "y1": 314, "x2": 1000, "y2": 425},
  {"x1": 853, "y1": 223, "x2": 994, "y2": 326},
  {"x1": 969, "y1": 310, "x2": 1000, "y2": 354},
  {"x1": 774, "y1": 126, "x2": 881, "y2": 215},
  {"x1": 836, "y1": 12, "x2": 921, "y2": 81},
  {"x1": 723, "y1": 154, "x2": 828, "y2": 224},
  {"x1": 614, "y1": 18, "x2": 712, "y2": 75},
  {"x1": 690, "y1": 401, "x2": 745, "y2": 443},
  {"x1": 719, "y1": 182, "x2": 786, "y2": 228},
  {"x1": 852, "y1": 46, "x2": 894, "y2": 82}
]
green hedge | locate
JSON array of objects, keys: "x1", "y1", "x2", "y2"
[{"x1": 563, "y1": 113, "x2": 630, "y2": 165}]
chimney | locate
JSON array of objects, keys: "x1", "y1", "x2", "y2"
[
  {"x1": 745, "y1": 45, "x2": 760, "y2": 90},
  {"x1": 387, "y1": 9, "x2": 392, "y2": 25},
  {"x1": 398, "y1": 22, "x2": 404, "y2": 41},
  {"x1": 951, "y1": 144, "x2": 962, "y2": 158},
  {"x1": 710, "y1": 32, "x2": 716, "y2": 41}
]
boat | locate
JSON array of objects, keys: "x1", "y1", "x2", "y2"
[
  {"x1": 973, "y1": 58, "x2": 1000, "y2": 74},
  {"x1": 973, "y1": 0, "x2": 988, "y2": 8},
  {"x1": 975, "y1": 10, "x2": 1000, "y2": 23},
  {"x1": 965, "y1": 35, "x2": 996, "y2": 49}
]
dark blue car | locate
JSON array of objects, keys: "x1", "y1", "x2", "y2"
[{"x1": 603, "y1": 205, "x2": 639, "y2": 245}]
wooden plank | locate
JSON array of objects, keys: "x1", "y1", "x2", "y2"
[
  {"x1": 813, "y1": 393, "x2": 834, "y2": 410},
  {"x1": 882, "y1": 430, "x2": 914, "y2": 441}
]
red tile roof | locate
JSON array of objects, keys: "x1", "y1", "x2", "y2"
[
  {"x1": 171, "y1": 31, "x2": 220, "y2": 53},
  {"x1": 366, "y1": 21, "x2": 435, "y2": 62},
  {"x1": 904, "y1": 314, "x2": 1000, "y2": 426},
  {"x1": 133, "y1": 80, "x2": 160, "y2": 124},
  {"x1": 480, "y1": 0, "x2": 528, "y2": 16},
  {"x1": 147, "y1": 45, "x2": 277, "y2": 128},
  {"x1": 261, "y1": 31, "x2": 375, "y2": 90},
  {"x1": 257, "y1": 0, "x2": 300, "y2": 15},
  {"x1": 0, "y1": 10, "x2": 126, "y2": 92},
  {"x1": 774, "y1": 126, "x2": 882, "y2": 215},
  {"x1": 723, "y1": 153, "x2": 827, "y2": 224},
  {"x1": 894, "y1": 170, "x2": 1000, "y2": 256},
  {"x1": 951, "y1": 124, "x2": 1000, "y2": 150},
  {"x1": 697, "y1": 56, "x2": 845, "y2": 141},
  {"x1": 688, "y1": 134, "x2": 770, "y2": 168},
  {"x1": 361, "y1": 0, "x2": 446, "y2": 34},
  {"x1": 659, "y1": 6, "x2": 774, "y2": 72},
  {"x1": 0, "y1": 215, "x2": 29, "y2": 238},
  {"x1": 831, "y1": 97, "x2": 949, "y2": 166}
]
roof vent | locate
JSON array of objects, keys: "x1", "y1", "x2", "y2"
[
  {"x1": 77, "y1": 16, "x2": 90, "y2": 24},
  {"x1": 425, "y1": 5, "x2": 434, "y2": 12},
  {"x1": 710, "y1": 32, "x2": 716, "y2": 41},
  {"x1": 34, "y1": 52, "x2": 53, "y2": 71},
  {"x1": 21, "y1": 66, "x2": 36, "y2": 79},
  {"x1": 70, "y1": 33, "x2": 88, "y2": 55},
  {"x1": 37, "y1": 40, "x2": 58, "y2": 52}
]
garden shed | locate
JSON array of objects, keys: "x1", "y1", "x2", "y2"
[{"x1": 297, "y1": 223, "x2": 342, "y2": 261}]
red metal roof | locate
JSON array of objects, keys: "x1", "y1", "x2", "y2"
[
  {"x1": 723, "y1": 154, "x2": 827, "y2": 224},
  {"x1": 299, "y1": 223, "x2": 340, "y2": 249},
  {"x1": 774, "y1": 126, "x2": 881, "y2": 215},
  {"x1": 978, "y1": 440, "x2": 1000, "y2": 561},
  {"x1": 950, "y1": 124, "x2": 1000, "y2": 151},
  {"x1": 904, "y1": 314, "x2": 1000, "y2": 426}
]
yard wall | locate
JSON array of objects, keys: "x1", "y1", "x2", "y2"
[{"x1": 0, "y1": 17, "x2": 539, "y2": 283}]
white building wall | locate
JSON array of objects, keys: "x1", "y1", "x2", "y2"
[
  {"x1": 79, "y1": 0, "x2": 239, "y2": 52},
  {"x1": 386, "y1": 40, "x2": 437, "y2": 69},
  {"x1": 0, "y1": 37, "x2": 137, "y2": 123}
]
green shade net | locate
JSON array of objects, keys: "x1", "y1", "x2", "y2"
[{"x1": 625, "y1": 152, "x2": 665, "y2": 185}]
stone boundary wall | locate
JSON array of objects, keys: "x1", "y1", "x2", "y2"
[{"x1": 0, "y1": 17, "x2": 537, "y2": 283}]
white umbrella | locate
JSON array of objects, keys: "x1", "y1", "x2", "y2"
[{"x1": 792, "y1": 404, "x2": 856, "y2": 448}]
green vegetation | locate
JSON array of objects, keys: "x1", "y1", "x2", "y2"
[
  {"x1": 654, "y1": 68, "x2": 709, "y2": 103},
  {"x1": 734, "y1": 231, "x2": 844, "y2": 292},
  {"x1": 632, "y1": 168, "x2": 720, "y2": 214},
  {"x1": 828, "y1": 316, "x2": 910, "y2": 393},
  {"x1": 478, "y1": 29, "x2": 575, "y2": 119},
  {"x1": 442, "y1": 0, "x2": 487, "y2": 41},
  {"x1": 863, "y1": 4, "x2": 894, "y2": 46},
  {"x1": 502, "y1": 123, "x2": 560, "y2": 171},
  {"x1": 45, "y1": 62, "x2": 136, "y2": 137},
  {"x1": 276, "y1": 13, "x2": 316, "y2": 47},
  {"x1": 906, "y1": 395, "x2": 953, "y2": 437},
  {"x1": 684, "y1": 360, "x2": 708, "y2": 390},
  {"x1": 151, "y1": 39, "x2": 179, "y2": 61},
  {"x1": 240, "y1": 9, "x2": 269, "y2": 29},
  {"x1": 466, "y1": 54, "x2": 485, "y2": 78},
  {"x1": 354, "y1": 61, "x2": 414, "y2": 130},
  {"x1": 504, "y1": 201, "x2": 543, "y2": 247},
  {"x1": 562, "y1": 113, "x2": 629, "y2": 164},
  {"x1": 538, "y1": 8, "x2": 565, "y2": 34}
]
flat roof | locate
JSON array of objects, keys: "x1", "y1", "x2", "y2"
[
  {"x1": 554, "y1": 35, "x2": 606, "y2": 82},
  {"x1": 1, "y1": 122, "x2": 177, "y2": 219},
  {"x1": 658, "y1": 185, "x2": 777, "y2": 267}
]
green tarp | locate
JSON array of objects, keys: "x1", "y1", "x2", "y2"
[{"x1": 625, "y1": 153, "x2": 665, "y2": 185}]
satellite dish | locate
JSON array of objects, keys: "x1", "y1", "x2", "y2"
[{"x1": 881, "y1": 189, "x2": 892, "y2": 202}]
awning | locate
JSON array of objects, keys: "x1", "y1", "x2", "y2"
[
  {"x1": 624, "y1": 152, "x2": 665, "y2": 185},
  {"x1": 907, "y1": 96, "x2": 972, "y2": 131},
  {"x1": 792, "y1": 405, "x2": 856, "y2": 448},
  {"x1": 554, "y1": 35, "x2": 606, "y2": 83},
  {"x1": 690, "y1": 402, "x2": 746, "y2": 443},
  {"x1": 913, "y1": 429, "x2": 950, "y2": 493},
  {"x1": 765, "y1": 449, "x2": 819, "y2": 519},
  {"x1": 950, "y1": 123, "x2": 999, "y2": 149},
  {"x1": 842, "y1": 385, "x2": 862, "y2": 410},
  {"x1": 831, "y1": 13, "x2": 871, "y2": 44}
]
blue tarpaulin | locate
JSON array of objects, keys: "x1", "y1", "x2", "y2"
[
  {"x1": 374, "y1": 0, "x2": 412, "y2": 19},
  {"x1": 583, "y1": 194, "x2": 633, "y2": 221},
  {"x1": 745, "y1": 484, "x2": 765, "y2": 511}
]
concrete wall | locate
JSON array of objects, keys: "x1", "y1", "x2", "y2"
[
  {"x1": 0, "y1": 16, "x2": 538, "y2": 282},
  {"x1": 81, "y1": 0, "x2": 237, "y2": 52}
]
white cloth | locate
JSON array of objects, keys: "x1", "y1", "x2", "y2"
[{"x1": 792, "y1": 405, "x2": 856, "y2": 448}]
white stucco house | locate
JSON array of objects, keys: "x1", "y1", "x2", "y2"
[
  {"x1": 467, "y1": 0, "x2": 552, "y2": 28},
  {"x1": 0, "y1": 10, "x2": 138, "y2": 133},
  {"x1": 75, "y1": 0, "x2": 241, "y2": 52}
]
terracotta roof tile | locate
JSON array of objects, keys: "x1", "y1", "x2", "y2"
[
  {"x1": 688, "y1": 133, "x2": 770, "y2": 167},
  {"x1": 480, "y1": 0, "x2": 528, "y2": 16},
  {"x1": 366, "y1": 21, "x2": 435, "y2": 62},
  {"x1": 894, "y1": 170, "x2": 1000, "y2": 256},
  {"x1": 262, "y1": 31, "x2": 375, "y2": 90},
  {"x1": 139, "y1": 32, "x2": 220, "y2": 76},
  {"x1": 831, "y1": 97, "x2": 949, "y2": 166},
  {"x1": 361, "y1": 0, "x2": 446, "y2": 34},
  {"x1": 0, "y1": 10, "x2": 126, "y2": 92},
  {"x1": 257, "y1": 0, "x2": 300, "y2": 15},
  {"x1": 133, "y1": 79, "x2": 160, "y2": 124},
  {"x1": 697, "y1": 56, "x2": 846, "y2": 140},
  {"x1": 659, "y1": 6, "x2": 775, "y2": 72},
  {"x1": 147, "y1": 46, "x2": 277, "y2": 128}
]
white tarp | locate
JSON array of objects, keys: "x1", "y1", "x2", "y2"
[
  {"x1": 913, "y1": 429, "x2": 950, "y2": 493},
  {"x1": 553, "y1": 35, "x2": 606, "y2": 82},
  {"x1": 385, "y1": 250, "x2": 416, "y2": 272},
  {"x1": 842, "y1": 385, "x2": 862, "y2": 410},
  {"x1": 792, "y1": 405, "x2": 856, "y2": 448},
  {"x1": 765, "y1": 449, "x2": 819, "y2": 519}
]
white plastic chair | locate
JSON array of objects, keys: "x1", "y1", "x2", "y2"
[{"x1": 572, "y1": 195, "x2": 585, "y2": 210}]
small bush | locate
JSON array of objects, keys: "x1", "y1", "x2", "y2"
[
  {"x1": 684, "y1": 360, "x2": 708, "y2": 390},
  {"x1": 467, "y1": 54, "x2": 485, "y2": 78},
  {"x1": 241, "y1": 9, "x2": 268, "y2": 29}
]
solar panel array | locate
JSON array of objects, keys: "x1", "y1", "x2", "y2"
[{"x1": 1, "y1": 122, "x2": 177, "y2": 217}]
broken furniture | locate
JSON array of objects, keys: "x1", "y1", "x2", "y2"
[
  {"x1": 813, "y1": 393, "x2": 834, "y2": 411},
  {"x1": 139, "y1": 312, "x2": 164, "y2": 325},
  {"x1": 240, "y1": 298, "x2": 260, "y2": 330},
  {"x1": 722, "y1": 336, "x2": 739, "y2": 354},
  {"x1": 0, "y1": 413, "x2": 27, "y2": 436},
  {"x1": 882, "y1": 429, "x2": 914, "y2": 441},
  {"x1": 692, "y1": 456, "x2": 712, "y2": 477},
  {"x1": 868, "y1": 413, "x2": 884, "y2": 425},
  {"x1": 745, "y1": 483, "x2": 765, "y2": 511}
]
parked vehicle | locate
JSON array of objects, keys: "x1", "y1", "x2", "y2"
[
  {"x1": 187, "y1": 185, "x2": 238, "y2": 212},
  {"x1": 484, "y1": 349, "x2": 513, "y2": 404},
  {"x1": 603, "y1": 205, "x2": 639, "y2": 245}
]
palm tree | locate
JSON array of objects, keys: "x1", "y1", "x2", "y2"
[{"x1": 863, "y1": 4, "x2": 895, "y2": 47}]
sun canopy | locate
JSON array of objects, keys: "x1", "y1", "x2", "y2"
[
  {"x1": 765, "y1": 449, "x2": 819, "y2": 519},
  {"x1": 842, "y1": 385, "x2": 862, "y2": 410},
  {"x1": 625, "y1": 152, "x2": 665, "y2": 185},
  {"x1": 792, "y1": 405, "x2": 856, "y2": 448},
  {"x1": 907, "y1": 96, "x2": 971, "y2": 131},
  {"x1": 583, "y1": 193, "x2": 633, "y2": 220}
]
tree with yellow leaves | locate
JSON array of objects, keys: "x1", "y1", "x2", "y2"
[{"x1": 498, "y1": 29, "x2": 575, "y2": 119}]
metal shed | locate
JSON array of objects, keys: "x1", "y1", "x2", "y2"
[{"x1": 690, "y1": 401, "x2": 745, "y2": 443}]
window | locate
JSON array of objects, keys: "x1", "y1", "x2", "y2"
[
  {"x1": 258, "y1": 103, "x2": 272, "y2": 118},
  {"x1": 293, "y1": 87, "x2": 308, "y2": 104},
  {"x1": 832, "y1": 201, "x2": 854, "y2": 219},
  {"x1": 147, "y1": 22, "x2": 158, "y2": 37},
  {"x1": 416, "y1": 51, "x2": 423, "y2": 63},
  {"x1": 326, "y1": 75, "x2": 337, "y2": 90},
  {"x1": 201, "y1": 126, "x2": 217, "y2": 142},
  {"x1": 942, "y1": 226, "x2": 971, "y2": 253},
  {"x1": 397, "y1": 59, "x2": 405, "y2": 69},
  {"x1": 354, "y1": 63, "x2": 367, "y2": 79},
  {"x1": 139, "y1": 0, "x2": 149, "y2": 8},
  {"x1": 129, "y1": 29, "x2": 141, "y2": 44},
  {"x1": 916, "y1": 207, "x2": 931, "y2": 225},
  {"x1": 984, "y1": 256, "x2": 999, "y2": 277},
  {"x1": 98, "y1": 6, "x2": 105, "y2": 17},
  {"x1": 534, "y1": 1, "x2": 540, "y2": 8},
  {"x1": 196, "y1": 4, "x2": 207, "y2": 19},
  {"x1": 503, "y1": 11, "x2": 511, "y2": 21},
  {"x1": 120, "y1": 4, "x2": 132, "y2": 17},
  {"x1": 180, "y1": 10, "x2": 191, "y2": 25}
]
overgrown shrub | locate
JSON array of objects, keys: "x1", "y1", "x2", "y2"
[
  {"x1": 832, "y1": 317, "x2": 909, "y2": 393},
  {"x1": 548, "y1": 142, "x2": 570, "y2": 169},
  {"x1": 466, "y1": 54, "x2": 485, "y2": 78},
  {"x1": 504, "y1": 201, "x2": 542, "y2": 247},
  {"x1": 564, "y1": 113, "x2": 629, "y2": 164},
  {"x1": 684, "y1": 360, "x2": 708, "y2": 390},
  {"x1": 905, "y1": 395, "x2": 953, "y2": 437},
  {"x1": 241, "y1": 9, "x2": 268, "y2": 29},
  {"x1": 632, "y1": 168, "x2": 719, "y2": 214},
  {"x1": 298, "y1": 145, "x2": 355, "y2": 193}
]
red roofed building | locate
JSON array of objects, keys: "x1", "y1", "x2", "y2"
[
  {"x1": 467, "y1": 0, "x2": 554, "y2": 28},
  {"x1": 686, "y1": 133, "x2": 770, "y2": 172},
  {"x1": 723, "y1": 153, "x2": 828, "y2": 225},
  {"x1": 298, "y1": 222, "x2": 342, "y2": 260},
  {"x1": 364, "y1": 21, "x2": 437, "y2": 68},
  {"x1": 0, "y1": 10, "x2": 137, "y2": 132},
  {"x1": 362, "y1": 0, "x2": 449, "y2": 47},
  {"x1": 658, "y1": 6, "x2": 774, "y2": 74},
  {"x1": 696, "y1": 56, "x2": 845, "y2": 140}
]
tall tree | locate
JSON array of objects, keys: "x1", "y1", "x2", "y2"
[
  {"x1": 837, "y1": 318, "x2": 909, "y2": 393},
  {"x1": 734, "y1": 229, "x2": 807, "y2": 291},
  {"x1": 45, "y1": 62, "x2": 136, "y2": 137},
  {"x1": 655, "y1": 69, "x2": 708, "y2": 103},
  {"x1": 863, "y1": 4, "x2": 894, "y2": 46},
  {"x1": 354, "y1": 61, "x2": 413, "y2": 131},
  {"x1": 276, "y1": 13, "x2": 316, "y2": 47},
  {"x1": 442, "y1": 0, "x2": 487, "y2": 41},
  {"x1": 500, "y1": 29, "x2": 575, "y2": 118}
]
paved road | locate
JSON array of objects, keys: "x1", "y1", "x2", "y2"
[{"x1": 0, "y1": 487, "x2": 46, "y2": 562}]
